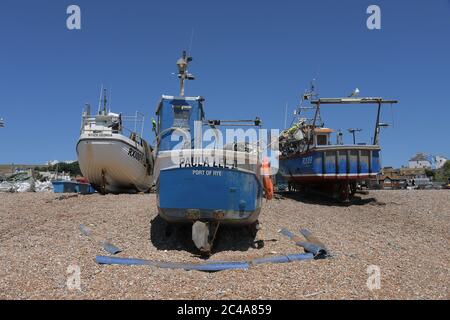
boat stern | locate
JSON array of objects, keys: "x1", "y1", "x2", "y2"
[{"x1": 156, "y1": 166, "x2": 262, "y2": 225}]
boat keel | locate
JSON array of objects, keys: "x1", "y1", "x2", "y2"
[{"x1": 192, "y1": 221, "x2": 220, "y2": 256}]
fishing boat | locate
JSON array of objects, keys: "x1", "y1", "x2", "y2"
[
  {"x1": 154, "y1": 51, "x2": 271, "y2": 254},
  {"x1": 279, "y1": 84, "x2": 398, "y2": 202},
  {"x1": 76, "y1": 89, "x2": 154, "y2": 194}
]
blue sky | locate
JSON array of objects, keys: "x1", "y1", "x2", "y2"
[{"x1": 0, "y1": 0, "x2": 449, "y2": 167}]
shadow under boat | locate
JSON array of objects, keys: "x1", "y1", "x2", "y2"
[
  {"x1": 149, "y1": 215, "x2": 267, "y2": 257},
  {"x1": 276, "y1": 191, "x2": 380, "y2": 207}
]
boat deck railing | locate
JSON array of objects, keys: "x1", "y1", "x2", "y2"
[{"x1": 81, "y1": 112, "x2": 147, "y2": 146}]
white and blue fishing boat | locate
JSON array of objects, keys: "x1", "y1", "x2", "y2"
[
  {"x1": 279, "y1": 85, "x2": 397, "y2": 201},
  {"x1": 154, "y1": 51, "x2": 270, "y2": 254}
]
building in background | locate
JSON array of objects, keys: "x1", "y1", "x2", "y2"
[
  {"x1": 435, "y1": 155, "x2": 448, "y2": 169},
  {"x1": 378, "y1": 167, "x2": 432, "y2": 189},
  {"x1": 378, "y1": 167, "x2": 407, "y2": 189},
  {"x1": 408, "y1": 153, "x2": 432, "y2": 169}
]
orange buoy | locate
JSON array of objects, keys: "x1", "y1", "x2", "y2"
[{"x1": 261, "y1": 158, "x2": 274, "y2": 200}]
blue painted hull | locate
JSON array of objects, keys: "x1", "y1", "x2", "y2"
[
  {"x1": 279, "y1": 146, "x2": 381, "y2": 183},
  {"x1": 157, "y1": 166, "x2": 263, "y2": 225}
]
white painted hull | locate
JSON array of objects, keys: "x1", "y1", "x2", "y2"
[{"x1": 76, "y1": 134, "x2": 153, "y2": 193}]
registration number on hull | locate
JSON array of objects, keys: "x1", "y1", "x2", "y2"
[{"x1": 128, "y1": 147, "x2": 145, "y2": 165}]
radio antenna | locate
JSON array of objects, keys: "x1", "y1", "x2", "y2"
[
  {"x1": 188, "y1": 28, "x2": 195, "y2": 56},
  {"x1": 284, "y1": 102, "x2": 288, "y2": 129}
]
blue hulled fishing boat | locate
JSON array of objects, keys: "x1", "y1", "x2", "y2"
[
  {"x1": 154, "y1": 52, "x2": 271, "y2": 254},
  {"x1": 279, "y1": 85, "x2": 397, "y2": 201}
]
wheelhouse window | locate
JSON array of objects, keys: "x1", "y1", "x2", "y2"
[
  {"x1": 317, "y1": 134, "x2": 328, "y2": 145},
  {"x1": 172, "y1": 105, "x2": 191, "y2": 128}
]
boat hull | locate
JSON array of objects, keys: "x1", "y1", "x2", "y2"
[
  {"x1": 155, "y1": 150, "x2": 263, "y2": 226},
  {"x1": 157, "y1": 167, "x2": 262, "y2": 225},
  {"x1": 76, "y1": 135, "x2": 153, "y2": 193},
  {"x1": 280, "y1": 145, "x2": 381, "y2": 182},
  {"x1": 279, "y1": 145, "x2": 381, "y2": 200}
]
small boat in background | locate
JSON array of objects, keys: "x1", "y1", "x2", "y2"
[
  {"x1": 76, "y1": 89, "x2": 154, "y2": 194},
  {"x1": 52, "y1": 180, "x2": 95, "y2": 194},
  {"x1": 279, "y1": 84, "x2": 398, "y2": 202}
]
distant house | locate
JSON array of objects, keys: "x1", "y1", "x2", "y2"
[
  {"x1": 408, "y1": 153, "x2": 432, "y2": 169},
  {"x1": 379, "y1": 167, "x2": 407, "y2": 189},
  {"x1": 382, "y1": 176, "x2": 407, "y2": 190},
  {"x1": 378, "y1": 166, "x2": 428, "y2": 189},
  {"x1": 435, "y1": 155, "x2": 448, "y2": 170}
]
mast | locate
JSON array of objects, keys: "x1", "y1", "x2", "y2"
[
  {"x1": 97, "y1": 84, "x2": 104, "y2": 115},
  {"x1": 176, "y1": 50, "x2": 195, "y2": 96},
  {"x1": 102, "y1": 88, "x2": 108, "y2": 115},
  {"x1": 293, "y1": 80, "x2": 321, "y2": 126},
  {"x1": 373, "y1": 100, "x2": 382, "y2": 145},
  {"x1": 348, "y1": 128, "x2": 362, "y2": 144},
  {"x1": 96, "y1": 86, "x2": 109, "y2": 115}
]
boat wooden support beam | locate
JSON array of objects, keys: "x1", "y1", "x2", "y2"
[
  {"x1": 299, "y1": 228, "x2": 328, "y2": 250},
  {"x1": 279, "y1": 228, "x2": 329, "y2": 259},
  {"x1": 79, "y1": 224, "x2": 122, "y2": 255}
]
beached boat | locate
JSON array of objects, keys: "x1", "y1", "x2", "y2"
[
  {"x1": 279, "y1": 85, "x2": 397, "y2": 201},
  {"x1": 154, "y1": 51, "x2": 271, "y2": 254},
  {"x1": 76, "y1": 89, "x2": 154, "y2": 194}
]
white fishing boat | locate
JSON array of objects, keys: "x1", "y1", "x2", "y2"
[{"x1": 76, "y1": 89, "x2": 154, "y2": 194}]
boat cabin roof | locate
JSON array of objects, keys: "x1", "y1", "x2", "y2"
[
  {"x1": 94, "y1": 113, "x2": 120, "y2": 121},
  {"x1": 314, "y1": 128, "x2": 333, "y2": 134},
  {"x1": 156, "y1": 95, "x2": 204, "y2": 114}
]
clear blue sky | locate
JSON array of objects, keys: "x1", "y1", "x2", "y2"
[{"x1": 0, "y1": 0, "x2": 449, "y2": 167}]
